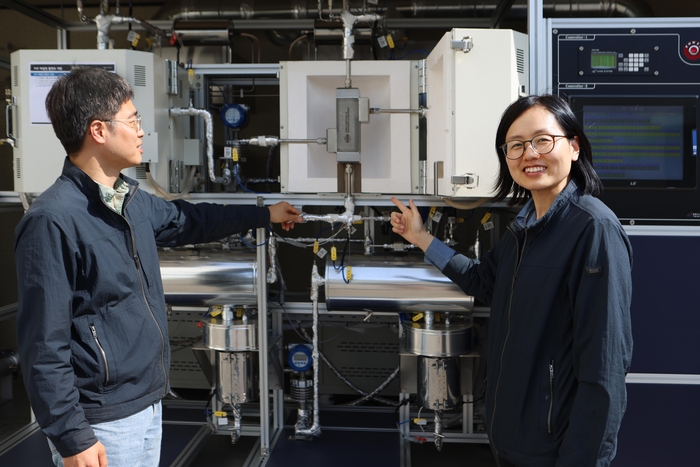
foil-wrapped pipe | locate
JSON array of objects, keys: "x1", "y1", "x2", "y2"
[
  {"x1": 434, "y1": 410, "x2": 444, "y2": 451},
  {"x1": 267, "y1": 236, "x2": 278, "y2": 284},
  {"x1": 295, "y1": 264, "x2": 324, "y2": 438},
  {"x1": 231, "y1": 404, "x2": 242, "y2": 444},
  {"x1": 170, "y1": 105, "x2": 230, "y2": 185}
]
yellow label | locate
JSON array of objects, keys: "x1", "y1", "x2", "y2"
[
  {"x1": 386, "y1": 34, "x2": 395, "y2": 49},
  {"x1": 429, "y1": 206, "x2": 437, "y2": 218},
  {"x1": 456, "y1": 217, "x2": 465, "y2": 223},
  {"x1": 313, "y1": 241, "x2": 319, "y2": 254},
  {"x1": 232, "y1": 147, "x2": 239, "y2": 162},
  {"x1": 480, "y1": 212, "x2": 491, "y2": 224},
  {"x1": 213, "y1": 411, "x2": 227, "y2": 417},
  {"x1": 331, "y1": 246, "x2": 337, "y2": 261},
  {"x1": 346, "y1": 266, "x2": 352, "y2": 281},
  {"x1": 131, "y1": 33, "x2": 141, "y2": 47},
  {"x1": 412, "y1": 313, "x2": 424, "y2": 322}
]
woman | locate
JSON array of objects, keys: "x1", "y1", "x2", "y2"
[{"x1": 391, "y1": 95, "x2": 633, "y2": 467}]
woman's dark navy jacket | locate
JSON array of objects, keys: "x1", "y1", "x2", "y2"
[
  {"x1": 425, "y1": 181, "x2": 633, "y2": 467},
  {"x1": 15, "y1": 158, "x2": 270, "y2": 457}
]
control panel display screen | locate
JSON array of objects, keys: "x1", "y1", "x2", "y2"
[
  {"x1": 570, "y1": 96, "x2": 698, "y2": 189},
  {"x1": 591, "y1": 52, "x2": 617, "y2": 69}
]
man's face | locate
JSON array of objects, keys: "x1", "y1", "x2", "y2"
[{"x1": 103, "y1": 99, "x2": 144, "y2": 171}]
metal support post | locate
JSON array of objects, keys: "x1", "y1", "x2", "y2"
[{"x1": 256, "y1": 205, "x2": 270, "y2": 460}]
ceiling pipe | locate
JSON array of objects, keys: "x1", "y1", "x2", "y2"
[{"x1": 153, "y1": 0, "x2": 651, "y2": 21}]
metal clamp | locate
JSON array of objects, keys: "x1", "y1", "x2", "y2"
[{"x1": 450, "y1": 36, "x2": 473, "y2": 53}]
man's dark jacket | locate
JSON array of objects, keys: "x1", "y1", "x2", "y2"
[{"x1": 15, "y1": 158, "x2": 269, "y2": 457}]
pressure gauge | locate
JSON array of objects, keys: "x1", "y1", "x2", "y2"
[
  {"x1": 287, "y1": 344, "x2": 312, "y2": 372},
  {"x1": 220, "y1": 103, "x2": 249, "y2": 129}
]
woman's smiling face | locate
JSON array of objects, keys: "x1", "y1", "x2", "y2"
[{"x1": 504, "y1": 105, "x2": 580, "y2": 214}]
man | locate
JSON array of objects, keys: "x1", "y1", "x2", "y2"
[{"x1": 15, "y1": 66, "x2": 302, "y2": 467}]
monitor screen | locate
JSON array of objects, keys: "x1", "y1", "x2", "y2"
[{"x1": 569, "y1": 96, "x2": 698, "y2": 189}]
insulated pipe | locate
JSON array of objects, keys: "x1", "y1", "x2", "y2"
[
  {"x1": 170, "y1": 106, "x2": 231, "y2": 185},
  {"x1": 295, "y1": 264, "x2": 324, "y2": 438},
  {"x1": 155, "y1": 1, "x2": 646, "y2": 22},
  {"x1": 231, "y1": 404, "x2": 242, "y2": 443},
  {"x1": 267, "y1": 236, "x2": 278, "y2": 284},
  {"x1": 341, "y1": 10, "x2": 355, "y2": 61},
  {"x1": 77, "y1": 1, "x2": 164, "y2": 50},
  {"x1": 300, "y1": 196, "x2": 361, "y2": 229}
]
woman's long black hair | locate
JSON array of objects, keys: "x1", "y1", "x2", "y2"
[{"x1": 491, "y1": 94, "x2": 603, "y2": 205}]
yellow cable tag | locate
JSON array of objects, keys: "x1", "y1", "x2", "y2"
[
  {"x1": 130, "y1": 33, "x2": 141, "y2": 47},
  {"x1": 313, "y1": 241, "x2": 319, "y2": 254},
  {"x1": 331, "y1": 246, "x2": 337, "y2": 261},
  {"x1": 412, "y1": 312, "x2": 424, "y2": 322},
  {"x1": 213, "y1": 411, "x2": 227, "y2": 417},
  {"x1": 480, "y1": 212, "x2": 491, "y2": 224},
  {"x1": 386, "y1": 34, "x2": 395, "y2": 49},
  {"x1": 232, "y1": 147, "x2": 239, "y2": 162},
  {"x1": 346, "y1": 266, "x2": 352, "y2": 281},
  {"x1": 429, "y1": 206, "x2": 437, "y2": 219},
  {"x1": 187, "y1": 68, "x2": 194, "y2": 85}
]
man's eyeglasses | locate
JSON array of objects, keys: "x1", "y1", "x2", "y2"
[
  {"x1": 500, "y1": 134, "x2": 567, "y2": 160},
  {"x1": 103, "y1": 115, "x2": 142, "y2": 132}
]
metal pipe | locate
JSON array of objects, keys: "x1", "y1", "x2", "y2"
[
  {"x1": 279, "y1": 138, "x2": 327, "y2": 145},
  {"x1": 242, "y1": 136, "x2": 327, "y2": 146},
  {"x1": 295, "y1": 264, "x2": 324, "y2": 438},
  {"x1": 346, "y1": 366, "x2": 400, "y2": 406},
  {"x1": 344, "y1": 164, "x2": 353, "y2": 198},
  {"x1": 370, "y1": 107, "x2": 427, "y2": 118},
  {"x1": 170, "y1": 105, "x2": 231, "y2": 185},
  {"x1": 154, "y1": 1, "x2": 646, "y2": 23},
  {"x1": 345, "y1": 59, "x2": 352, "y2": 88}
]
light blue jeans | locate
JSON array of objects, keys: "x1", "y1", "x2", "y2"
[{"x1": 48, "y1": 401, "x2": 162, "y2": 467}]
